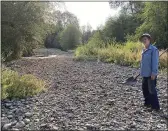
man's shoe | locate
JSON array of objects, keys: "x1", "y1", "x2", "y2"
[
  {"x1": 144, "y1": 104, "x2": 151, "y2": 108},
  {"x1": 153, "y1": 108, "x2": 160, "y2": 112}
]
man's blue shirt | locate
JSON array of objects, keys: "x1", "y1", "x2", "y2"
[{"x1": 140, "y1": 44, "x2": 159, "y2": 77}]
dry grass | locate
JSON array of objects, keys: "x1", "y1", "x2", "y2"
[{"x1": 75, "y1": 41, "x2": 167, "y2": 69}]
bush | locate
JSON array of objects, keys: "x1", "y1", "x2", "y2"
[
  {"x1": 75, "y1": 41, "x2": 167, "y2": 69},
  {"x1": 60, "y1": 24, "x2": 82, "y2": 51},
  {"x1": 1, "y1": 68, "x2": 46, "y2": 99}
]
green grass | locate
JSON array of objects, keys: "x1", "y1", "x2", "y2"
[
  {"x1": 75, "y1": 41, "x2": 167, "y2": 69},
  {"x1": 1, "y1": 68, "x2": 46, "y2": 99}
]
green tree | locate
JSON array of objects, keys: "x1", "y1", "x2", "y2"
[
  {"x1": 81, "y1": 23, "x2": 93, "y2": 44},
  {"x1": 60, "y1": 24, "x2": 82, "y2": 51},
  {"x1": 1, "y1": 2, "x2": 49, "y2": 60},
  {"x1": 103, "y1": 12, "x2": 140, "y2": 43},
  {"x1": 135, "y1": 2, "x2": 168, "y2": 48}
]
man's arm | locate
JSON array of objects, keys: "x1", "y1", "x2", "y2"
[{"x1": 151, "y1": 48, "x2": 159, "y2": 77}]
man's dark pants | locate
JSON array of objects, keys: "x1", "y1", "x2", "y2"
[{"x1": 142, "y1": 77, "x2": 160, "y2": 110}]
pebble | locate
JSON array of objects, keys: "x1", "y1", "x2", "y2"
[
  {"x1": 11, "y1": 128, "x2": 19, "y2": 131},
  {"x1": 1, "y1": 117, "x2": 10, "y2": 127},
  {"x1": 86, "y1": 124, "x2": 100, "y2": 131},
  {"x1": 25, "y1": 112, "x2": 32, "y2": 117},
  {"x1": 23, "y1": 118, "x2": 30, "y2": 124},
  {"x1": 7, "y1": 115, "x2": 13, "y2": 119},
  {"x1": 5, "y1": 103, "x2": 12, "y2": 108},
  {"x1": 34, "y1": 119, "x2": 40, "y2": 122},
  {"x1": 15, "y1": 121, "x2": 25, "y2": 128},
  {"x1": 2, "y1": 123, "x2": 12, "y2": 130}
]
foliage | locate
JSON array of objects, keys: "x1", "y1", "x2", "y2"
[
  {"x1": 75, "y1": 41, "x2": 167, "y2": 69},
  {"x1": 81, "y1": 24, "x2": 93, "y2": 44},
  {"x1": 134, "y1": 2, "x2": 168, "y2": 49},
  {"x1": 102, "y1": 7, "x2": 143, "y2": 43},
  {"x1": 1, "y1": 2, "x2": 51, "y2": 60},
  {"x1": 1, "y1": 68, "x2": 46, "y2": 99},
  {"x1": 108, "y1": 1, "x2": 167, "y2": 49},
  {"x1": 60, "y1": 24, "x2": 82, "y2": 51}
]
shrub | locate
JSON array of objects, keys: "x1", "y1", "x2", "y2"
[
  {"x1": 75, "y1": 41, "x2": 167, "y2": 69},
  {"x1": 1, "y1": 68, "x2": 46, "y2": 99}
]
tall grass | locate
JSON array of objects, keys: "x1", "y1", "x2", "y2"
[
  {"x1": 75, "y1": 41, "x2": 167, "y2": 69},
  {"x1": 1, "y1": 68, "x2": 46, "y2": 99}
]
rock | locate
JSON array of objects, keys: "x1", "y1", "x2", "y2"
[
  {"x1": 23, "y1": 118, "x2": 30, "y2": 124},
  {"x1": 157, "y1": 124, "x2": 165, "y2": 128},
  {"x1": 106, "y1": 99, "x2": 115, "y2": 106},
  {"x1": 11, "y1": 128, "x2": 19, "y2": 131},
  {"x1": 49, "y1": 124, "x2": 59, "y2": 130},
  {"x1": 123, "y1": 106, "x2": 128, "y2": 111},
  {"x1": 25, "y1": 112, "x2": 32, "y2": 117},
  {"x1": 1, "y1": 113, "x2": 5, "y2": 117},
  {"x1": 34, "y1": 119, "x2": 39, "y2": 122},
  {"x1": 15, "y1": 121, "x2": 25, "y2": 128},
  {"x1": 7, "y1": 115, "x2": 13, "y2": 119},
  {"x1": 5, "y1": 103, "x2": 12, "y2": 108},
  {"x1": 50, "y1": 117, "x2": 54, "y2": 121},
  {"x1": 21, "y1": 99, "x2": 25, "y2": 102},
  {"x1": 1, "y1": 117, "x2": 10, "y2": 127},
  {"x1": 2, "y1": 123, "x2": 12, "y2": 130},
  {"x1": 40, "y1": 123, "x2": 48, "y2": 129},
  {"x1": 86, "y1": 124, "x2": 100, "y2": 131},
  {"x1": 11, "y1": 120, "x2": 17, "y2": 126},
  {"x1": 130, "y1": 122, "x2": 136, "y2": 128}
]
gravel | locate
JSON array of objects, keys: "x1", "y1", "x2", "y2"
[{"x1": 1, "y1": 51, "x2": 167, "y2": 130}]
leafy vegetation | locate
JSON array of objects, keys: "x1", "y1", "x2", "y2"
[
  {"x1": 60, "y1": 24, "x2": 82, "y2": 51},
  {"x1": 75, "y1": 2, "x2": 167, "y2": 69},
  {"x1": 1, "y1": 68, "x2": 46, "y2": 99},
  {"x1": 1, "y1": 2, "x2": 82, "y2": 61},
  {"x1": 75, "y1": 41, "x2": 167, "y2": 69}
]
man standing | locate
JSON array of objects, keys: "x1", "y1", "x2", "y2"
[{"x1": 140, "y1": 33, "x2": 160, "y2": 111}]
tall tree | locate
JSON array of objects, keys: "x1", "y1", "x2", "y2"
[
  {"x1": 81, "y1": 23, "x2": 93, "y2": 44},
  {"x1": 135, "y1": 2, "x2": 168, "y2": 48},
  {"x1": 60, "y1": 24, "x2": 82, "y2": 51},
  {"x1": 1, "y1": 2, "x2": 49, "y2": 60}
]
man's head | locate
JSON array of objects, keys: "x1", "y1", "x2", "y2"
[{"x1": 140, "y1": 33, "x2": 151, "y2": 48}]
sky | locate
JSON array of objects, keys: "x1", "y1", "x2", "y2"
[{"x1": 65, "y1": 2, "x2": 120, "y2": 30}]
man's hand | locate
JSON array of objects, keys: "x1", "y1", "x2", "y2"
[{"x1": 151, "y1": 75, "x2": 156, "y2": 80}]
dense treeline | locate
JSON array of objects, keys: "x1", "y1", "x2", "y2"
[
  {"x1": 1, "y1": 2, "x2": 168, "y2": 62},
  {"x1": 1, "y1": 2, "x2": 82, "y2": 61},
  {"x1": 105, "y1": 1, "x2": 168, "y2": 48},
  {"x1": 78, "y1": 2, "x2": 168, "y2": 48},
  {"x1": 75, "y1": 2, "x2": 168, "y2": 68}
]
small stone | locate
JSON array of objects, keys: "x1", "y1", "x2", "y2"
[
  {"x1": 86, "y1": 124, "x2": 100, "y2": 131},
  {"x1": 7, "y1": 115, "x2": 13, "y2": 119},
  {"x1": 25, "y1": 112, "x2": 32, "y2": 117},
  {"x1": 49, "y1": 124, "x2": 59, "y2": 130},
  {"x1": 21, "y1": 99, "x2": 25, "y2": 102},
  {"x1": 1, "y1": 117, "x2": 10, "y2": 127},
  {"x1": 5, "y1": 103, "x2": 12, "y2": 108},
  {"x1": 106, "y1": 99, "x2": 115, "y2": 106},
  {"x1": 34, "y1": 119, "x2": 39, "y2": 122},
  {"x1": 50, "y1": 117, "x2": 54, "y2": 121},
  {"x1": 40, "y1": 123, "x2": 48, "y2": 129},
  {"x1": 11, "y1": 128, "x2": 19, "y2": 131},
  {"x1": 123, "y1": 106, "x2": 128, "y2": 111},
  {"x1": 2, "y1": 114, "x2": 5, "y2": 117},
  {"x1": 157, "y1": 124, "x2": 165, "y2": 128},
  {"x1": 11, "y1": 120, "x2": 17, "y2": 126},
  {"x1": 130, "y1": 122, "x2": 136, "y2": 128},
  {"x1": 23, "y1": 118, "x2": 30, "y2": 124},
  {"x1": 15, "y1": 121, "x2": 25, "y2": 128},
  {"x1": 2, "y1": 123, "x2": 12, "y2": 130}
]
